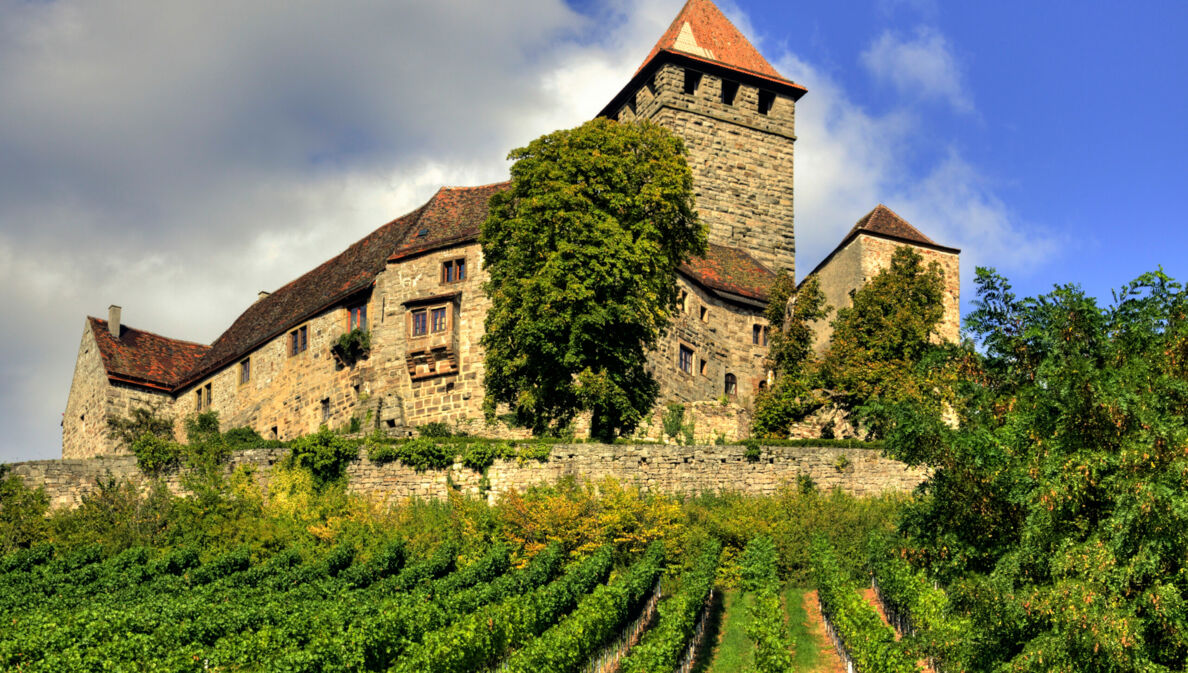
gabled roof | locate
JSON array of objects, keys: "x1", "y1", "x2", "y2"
[
  {"x1": 389, "y1": 182, "x2": 510, "y2": 262},
  {"x1": 179, "y1": 205, "x2": 428, "y2": 387},
  {"x1": 88, "y1": 317, "x2": 210, "y2": 391},
  {"x1": 637, "y1": 0, "x2": 789, "y2": 84},
  {"x1": 680, "y1": 243, "x2": 776, "y2": 302},
  {"x1": 802, "y1": 204, "x2": 961, "y2": 284}
]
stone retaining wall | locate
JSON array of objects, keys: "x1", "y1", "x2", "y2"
[{"x1": 5, "y1": 443, "x2": 926, "y2": 510}]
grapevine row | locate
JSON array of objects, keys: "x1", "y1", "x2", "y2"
[
  {"x1": 741, "y1": 536, "x2": 794, "y2": 673},
  {"x1": 619, "y1": 540, "x2": 721, "y2": 673},
  {"x1": 502, "y1": 540, "x2": 666, "y2": 673},
  {"x1": 811, "y1": 537, "x2": 920, "y2": 673}
]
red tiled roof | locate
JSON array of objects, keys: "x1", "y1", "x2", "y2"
[
  {"x1": 88, "y1": 317, "x2": 210, "y2": 391},
  {"x1": 846, "y1": 204, "x2": 937, "y2": 247},
  {"x1": 388, "y1": 182, "x2": 510, "y2": 262},
  {"x1": 178, "y1": 205, "x2": 429, "y2": 387},
  {"x1": 637, "y1": 0, "x2": 791, "y2": 84},
  {"x1": 680, "y1": 243, "x2": 775, "y2": 301}
]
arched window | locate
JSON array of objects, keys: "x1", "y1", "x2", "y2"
[{"x1": 725, "y1": 373, "x2": 737, "y2": 397}]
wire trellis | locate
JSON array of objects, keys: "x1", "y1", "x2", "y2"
[
  {"x1": 580, "y1": 579, "x2": 662, "y2": 673},
  {"x1": 674, "y1": 587, "x2": 715, "y2": 673},
  {"x1": 818, "y1": 593, "x2": 856, "y2": 673}
]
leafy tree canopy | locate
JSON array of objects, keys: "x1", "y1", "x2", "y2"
[
  {"x1": 752, "y1": 274, "x2": 829, "y2": 438},
  {"x1": 480, "y1": 118, "x2": 705, "y2": 441},
  {"x1": 885, "y1": 267, "x2": 1188, "y2": 671}
]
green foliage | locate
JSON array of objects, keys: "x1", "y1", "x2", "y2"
[
  {"x1": 481, "y1": 117, "x2": 705, "y2": 441},
  {"x1": 332, "y1": 328, "x2": 371, "y2": 364},
  {"x1": 867, "y1": 534, "x2": 972, "y2": 670},
  {"x1": 106, "y1": 405, "x2": 173, "y2": 449},
  {"x1": 741, "y1": 438, "x2": 762, "y2": 462},
  {"x1": 833, "y1": 453, "x2": 851, "y2": 472},
  {"x1": 184, "y1": 411, "x2": 221, "y2": 444},
  {"x1": 0, "y1": 467, "x2": 49, "y2": 554},
  {"x1": 662, "y1": 402, "x2": 686, "y2": 443},
  {"x1": 417, "y1": 422, "x2": 453, "y2": 438},
  {"x1": 821, "y1": 246, "x2": 952, "y2": 434},
  {"x1": 130, "y1": 432, "x2": 182, "y2": 474},
  {"x1": 286, "y1": 426, "x2": 359, "y2": 487},
  {"x1": 502, "y1": 541, "x2": 665, "y2": 673},
  {"x1": 393, "y1": 545, "x2": 617, "y2": 673},
  {"x1": 812, "y1": 537, "x2": 920, "y2": 672},
  {"x1": 753, "y1": 275, "x2": 830, "y2": 438},
  {"x1": 620, "y1": 541, "x2": 721, "y2": 673},
  {"x1": 368, "y1": 438, "x2": 532, "y2": 472},
  {"x1": 739, "y1": 536, "x2": 794, "y2": 673},
  {"x1": 884, "y1": 267, "x2": 1188, "y2": 671}
]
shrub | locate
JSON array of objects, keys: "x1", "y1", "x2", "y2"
[
  {"x1": 742, "y1": 438, "x2": 762, "y2": 462},
  {"x1": 662, "y1": 403, "x2": 685, "y2": 442},
  {"x1": 286, "y1": 426, "x2": 359, "y2": 487},
  {"x1": 130, "y1": 433, "x2": 183, "y2": 474},
  {"x1": 461, "y1": 441, "x2": 515, "y2": 471},
  {"x1": 417, "y1": 422, "x2": 453, "y2": 438},
  {"x1": 332, "y1": 328, "x2": 372, "y2": 364},
  {"x1": 107, "y1": 405, "x2": 174, "y2": 449},
  {"x1": 397, "y1": 438, "x2": 455, "y2": 472}
]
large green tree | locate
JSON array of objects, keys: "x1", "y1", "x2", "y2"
[
  {"x1": 821, "y1": 245, "x2": 954, "y2": 433},
  {"x1": 752, "y1": 273, "x2": 830, "y2": 438},
  {"x1": 884, "y1": 268, "x2": 1188, "y2": 671},
  {"x1": 480, "y1": 118, "x2": 705, "y2": 440}
]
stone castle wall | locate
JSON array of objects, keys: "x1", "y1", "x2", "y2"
[
  {"x1": 63, "y1": 321, "x2": 174, "y2": 459},
  {"x1": 7, "y1": 442, "x2": 925, "y2": 510},
  {"x1": 617, "y1": 63, "x2": 797, "y2": 276},
  {"x1": 648, "y1": 277, "x2": 769, "y2": 411}
]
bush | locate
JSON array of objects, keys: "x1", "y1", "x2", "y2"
[
  {"x1": 461, "y1": 441, "x2": 515, "y2": 471},
  {"x1": 662, "y1": 403, "x2": 685, "y2": 442},
  {"x1": 397, "y1": 438, "x2": 455, "y2": 472},
  {"x1": 332, "y1": 328, "x2": 371, "y2": 364},
  {"x1": 287, "y1": 426, "x2": 360, "y2": 487},
  {"x1": 130, "y1": 433, "x2": 183, "y2": 474},
  {"x1": 0, "y1": 467, "x2": 49, "y2": 553},
  {"x1": 417, "y1": 422, "x2": 453, "y2": 438},
  {"x1": 107, "y1": 405, "x2": 173, "y2": 449},
  {"x1": 742, "y1": 438, "x2": 762, "y2": 462}
]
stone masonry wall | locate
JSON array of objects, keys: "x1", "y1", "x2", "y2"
[
  {"x1": 8, "y1": 443, "x2": 925, "y2": 510},
  {"x1": 617, "y1": 63, "x2": 797, "y2": 276},
  {"x1": 173, "y1": 296, "x2": 381, "y2": 443},
  {"x1": 63, "y1": 321, "x2": 174, "y2": 459},
  {"x1": 649, "y1": 276, "x2": 768, "y2": 410}
]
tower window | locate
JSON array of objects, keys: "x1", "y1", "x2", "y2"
[
  {"x1": 683, "y1": 69, "x2": 702, "y2": 95},
  {"x1": 758, "y1": 90, "x2": 775, "y2": 115},
  {"x1": 699, "y1": 359, "x2": 707, "y2": 376},
  {"x1": 721, "y1": 80, "x2": 739, "y2": 105},
  {"x1": 752, "y1": 324, "x2": 768, "y2": 346},
  {"x1": 321, "y1": 398, "x2": 330, "y2": 423},
  {"x1": 725, "y1": 373, "x2": 737, "y2": 397},
  {"x1": 700, "y1": 306, "x2": 708, "y2": 322},
  {"x1": 239, "y1": 358, "x2": 251, "y2": 385}
]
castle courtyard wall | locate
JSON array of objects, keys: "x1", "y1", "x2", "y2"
[{"x1": 8, "y1": 442, "x2": 926, "y2": 510}]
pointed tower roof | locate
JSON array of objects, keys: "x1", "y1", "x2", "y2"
[
  {"x1": 637, "y1": 0, "x2": 788, "y2": 83},
  {"x1": 846, "y1": 204, "x2": 937, "y2": 247},
  {"x1": 599, "y1": 0, "x2": 804, "y2": 118},
  {"x1": 802, "y1": 204, "x2": 960, "y2": 284}
]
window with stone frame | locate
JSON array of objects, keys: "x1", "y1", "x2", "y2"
[
  {"x1": 752, "y1": 324, "x2": 768, "y2": 346},
  {"x1": 195, "y1": 382, "x2": 212, "y2": 411},
  {"x1": 239, "y1": 358, "x2": 250, "y2": 385},
  {"x1": 348, "y1": 303, "x2": 367, "y2": 331},
  {"x1": 725, "y1": 373, "x2": 737, "y2": 396},
  {"x1": 441, "y1": 258, "x2": 467, "y2": 284},
  {"x1": 679, "y1": 344, "x2": 694, "y2": 374},
  {"x1": 289, "y1": 325, "x2": 308, "y2": 356}
]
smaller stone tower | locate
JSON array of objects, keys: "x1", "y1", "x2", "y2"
[{"x1": 599, "y1": 0, "x2": 807, "y2": 277}]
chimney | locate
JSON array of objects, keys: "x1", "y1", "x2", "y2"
[
  {"x1": 258, "y1": 290, "x2": 271, "y2": 301},
  {"x1": 108, "y1": 305, "x2": 122, "y2": 337}
]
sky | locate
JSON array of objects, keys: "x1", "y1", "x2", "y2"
[{"x1": 1, "y1": 0, "x2": 1186, "y2": 462}]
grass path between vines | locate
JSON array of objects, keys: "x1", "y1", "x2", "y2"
[{"x1": 699, "y1": 587, "x2": 847, "y2": 673}]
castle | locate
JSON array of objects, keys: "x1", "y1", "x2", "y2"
[{"x1": 62, "y1": 0, "x2": 960, "y2": 459}]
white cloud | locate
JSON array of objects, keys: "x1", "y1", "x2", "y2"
[{"x1": 860, "y1": 26, "x2": 972, "y2": 112}]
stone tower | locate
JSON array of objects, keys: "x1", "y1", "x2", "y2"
[{"x1": 598, "y1": 0, "x2": 806, "y2": 276}]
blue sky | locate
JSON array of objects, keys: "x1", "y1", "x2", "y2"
[{"x1": 0, "y1": 0, "x2": 1185, "y2": 461}]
